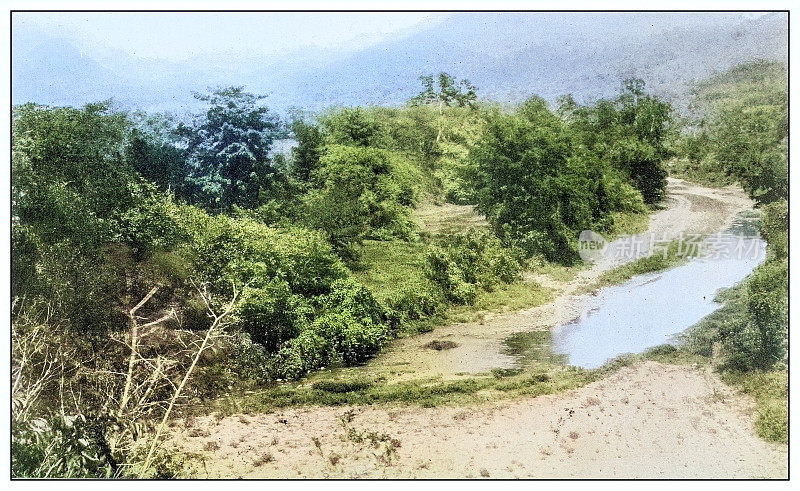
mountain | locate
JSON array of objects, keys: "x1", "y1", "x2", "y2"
[{"x1": 12, "y1": 12, "x2": 788, "y2": 114}]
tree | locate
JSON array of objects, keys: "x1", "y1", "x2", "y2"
[
  {"x1": 410, "y1": 72, "x2": 478, "y2": 108},
  {"x1": 470, "y1": 98, "x2": 601, "y2": 262},
  {"x1": 289, "y1": 119, "x2": 324, "y2": 182},
  {"x1": 409, "y1": 73, "x2": 478, "y2": 147},
  {"x1": 319, "y1": 107, "x2": 385, "y2": 148},
  {"x1": 302, "y1": 145, "x2": 414, "y2": 261},
  {"x1": 564, "y1": 79, "x2": 672, "y2": 204},
  {"x1": 12, "y1": 102, "x2": 180, "y2": 333},
  {"x1": 177, "y1": 87, "x2": 283, "y2": 211},
  {"x1": 712, "y1": 104, "x2": 787, "y2": 204},
  {"x1": 126, "y1": 120, "x2": 189, "y2": 197}
]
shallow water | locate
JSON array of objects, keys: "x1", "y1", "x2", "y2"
[
  {"x1": 496, "y1": 213, "x2": 766, "y2": 370},
  {"x1": 548, "y1": 214, "x2": 766, "y2": 369}
]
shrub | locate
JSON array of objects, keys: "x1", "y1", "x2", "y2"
[
  {"x1": 384, "y1": 282, "x2": 443, "y2": 325},
  {"x1": 180, "y1": 210, "x2": 348, "y2": 297},
  {"x1": 311, "y1": 379, "x2": 374, "y2": 393},
  {"x1": 319, "y1": 278, "x2": 386, "y2": 326},
  {"x1": 12, "y1": 412, "x2": 117, "y2": 478},
  {"x1": 424, "y1": 230, "x2": 523, "y2": 304},
  {"x1": 272, "y1": 329, "x2": 335, "y2": 380},
  {"x1": 237, "y1": 279, "x2": 313, "y2": 352},
  {"x1": 424, "y1": 246, "x2": 477, "y2": 305},
  {"x1": 722, "y1": 260, "x2": 788, "y2": 370},
  {"x1": 760, "y1": 199, "x2": 788, "y2": 260},
  {"x1": 301, "y1": 145, "x2": 417, "y2": 261},
  {"x1": 311, "y1": 312, "x2": 388, "y2": 365}
]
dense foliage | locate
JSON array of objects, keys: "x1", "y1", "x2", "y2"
[
  {"x1": 469, "y1": 83, "x2": 660, "y2": 262},
  {"x1": 672, "y1": 61, "x2": 788, "y2": 204},
  {"x1": 18, "y1": 65, "x2": 782, "y2": 476}
]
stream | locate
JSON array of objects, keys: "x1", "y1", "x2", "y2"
[{"x1": 505, "y1": 213, "x2": 767, "y2": 370}]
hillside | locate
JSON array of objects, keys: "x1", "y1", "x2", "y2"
[{"x1": 12, "y1": 12, "x2": 787, "y2": 113}]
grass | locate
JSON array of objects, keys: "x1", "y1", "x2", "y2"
[
  {"x1": 352, "y1": 239, "x2": 430, "y2": 303},
  {"x1": 412, "y1": 200, "x2": 489, "y2": 235},
  {"x1": 721, "y1": 368, "x2": 788, "y2": 443},
  {"x1": 606, "y1": 211, "x2": 650, "y2": 239},
  {"x1": 206, "y1": 345, "x2": 672, "y2": 417},
  {"x1": 354, "y1": 237, "x2": 554, "y2": 328},
  {"x1": 582, "y1": 240, "x2": 689, "y2": 293},
  {"x1": 208, "y1": 364, "x2": 593, "y2": 415},
  {"x1": 446, "y1": 280, "x2": 554, "y2": 323}
]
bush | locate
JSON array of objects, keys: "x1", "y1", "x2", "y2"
[
  {"x1": 424, "y1": 229, "x2": 523, "y2": 304},
  {"x1": 722, "y1": 261, "x2": 788, "y2": 370},
  {"x1": 311, "y1": 379, "x2": 374, "y2": 393},
  {"x1": 178, "y1": 210, "x2": 348, "y2": 297},
  {"x1": 760, "y1": 199, "x2": 788, "y2": 260},
  {"x1": 438, "y1": 229, "x2": 524, "y2": 287},
  {"x1": 384, "y1": 282, "x2": 443, "y2": 325},
  {"x1": 319, "y1": 278, "x2": 386, "y2": 325},
  {"x1": 424, "y1": 246, "x2": 477, "y2": 305},
  {"x1": 311, "y1": 312, "x2": 388, "y2": 365},
  {"x1": 12, "y1": 412, "x2": 117, "y2": 478},
  {"x1": 237, "y1": 279, "x2": 313, "y2": 352},
  {"x1": 272, "y1": 328, "x2": 335, "y2": 380},
  {"x1": 301, "y1": 145, "x2": 417, "y2": 261}
]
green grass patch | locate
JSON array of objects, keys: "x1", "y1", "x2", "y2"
[
  {"x1": 412, "y1": 200, "x2": 489, "y2": 235},
  {"x1": 606, "y1": 211, "x2": 650, "y2": 239},
  {"x1": 583, "y1": 240, "x2": 689, "y2": 292},
  {"x1": 721, "y1": 368, "x2": 788, "y2": 443},
  {"x1": 470, "y1": 280, "x2": 554, "y2": 313},
  {"x1": 528, "y1": 257, "x2": 585, "y2": 283},
  {"x1": 208, "y1": 363, "x2": 595, "y2": 415},
  {"x1": 311, "y1": 378, "x2": 375, "y2": 393},
  {"x1": 352, "y1": 239, "x2": 430, "y2": 302}
]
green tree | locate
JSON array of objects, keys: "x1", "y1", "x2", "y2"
[
  {"x1": 410, "y1": 73, "x2": 478, "y2": 146},
  {"x1": 712, "y1": 104, "x2": 787, "y2": 204},
  {"x1": 177, "y1": 87, "x2": 283, "y2": 211},
  {"x1": 302, "y1": 145, "x2": 414, "y2": 261},
  {"x1": 470, "y1": 97, "x2": 602, "y2": 262},
  {"x1": 565, "y1": 79, "x2": 672, "y2": 204},
  {"x1": 12, "y1": 102, "x2": 180, "y2": 332},
  {"x1": 410, "y1": 72, "x2": 478, "y2": 108},
  {"x1": 126, "y1": 114, "x2": 189, "y2": 197},
  {"x1": 319, "y1": 107, "x2": 385, "y2": 148},
  {"x1": 289, "y1": 119, "x2": 324, "y2": 182}
]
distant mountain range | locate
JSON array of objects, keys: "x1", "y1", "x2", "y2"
[{"x1": 12, "y1": 12, "x2": 788, "y2": 115}]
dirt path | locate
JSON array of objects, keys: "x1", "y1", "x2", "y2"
[
  {"x1": 169, "y1": 178, "x2": 787, "y2": 478},
  {"x1": 175, "y1": 362, "x2": 786, "y2": 478}
]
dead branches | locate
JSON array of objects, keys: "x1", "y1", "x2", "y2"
[{"x1": 137, "y1": 280, "x2": 239, "y2": 477}]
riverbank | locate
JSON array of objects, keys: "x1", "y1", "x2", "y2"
[
  {"x1": 347, "y1": 177, "x2": 756, "y2": 382},
  {"x1": 168, "y1": 178, "x2": 787, "y2": 478},
  {"x1": 174, "y1": 361, "x2": 786, "y2": 478}
]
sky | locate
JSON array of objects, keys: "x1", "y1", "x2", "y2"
[{"x1": 13, "y1": 12, "x2": 445, "y2": 61}]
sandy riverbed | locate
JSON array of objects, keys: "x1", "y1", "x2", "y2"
[{"x1": 175, "y1": 362, "x2": 786, "y2": 478}]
